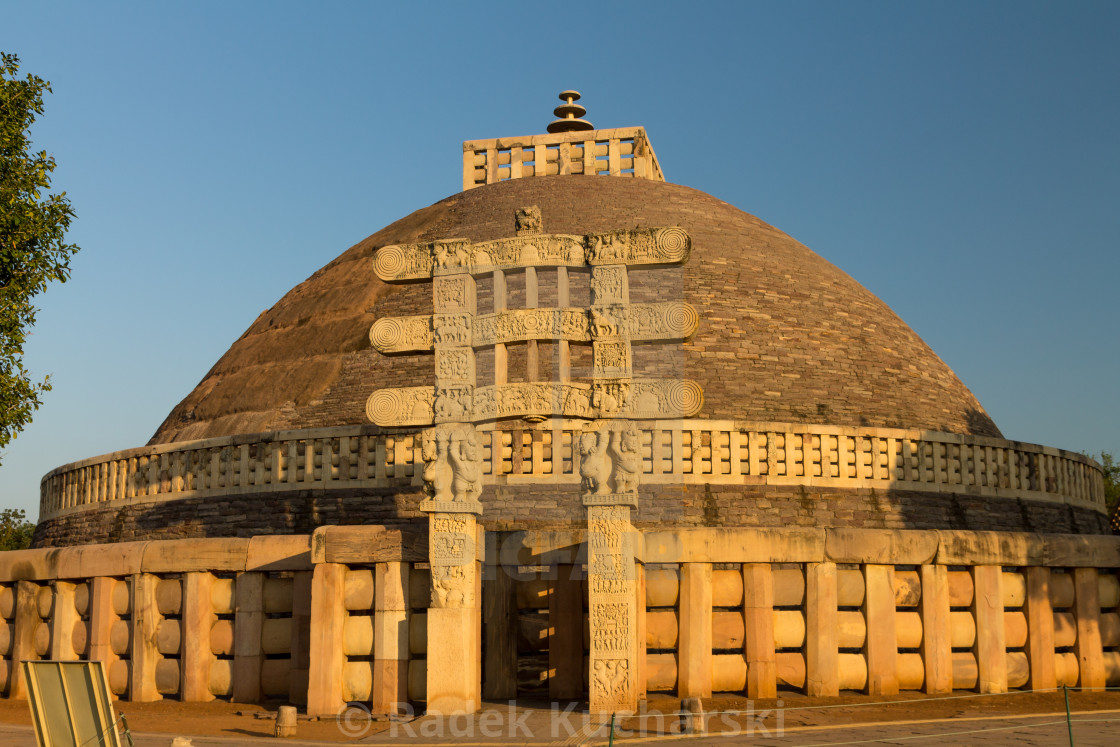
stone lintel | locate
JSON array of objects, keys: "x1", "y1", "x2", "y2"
[
  {"x1": 373, "y1": 227, "x2": 690, "y2": 282},
  {"x1": 369, "y1": 302, "x2": 699, "y2": 354},
  {"x1": 367, "y1": 379, "x2": 704, "y2": 427}
]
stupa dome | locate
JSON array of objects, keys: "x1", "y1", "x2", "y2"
[
  {"x1": 34, "y1": 119, "x2": 1107, "y2": 547},
  {"x1": 151, "y1": 176, "x2": 1000, "y2": 445}
]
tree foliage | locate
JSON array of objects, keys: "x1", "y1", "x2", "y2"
[
  {"x1": 0, "y1": 508, "x2": 34, "y2": 550},
  {"x1": 1098, "y1": 451, "x2": 1119, "y2": 514},
  {"x1": 0, "y1": 53, "x2": 79, "y2": 456}
]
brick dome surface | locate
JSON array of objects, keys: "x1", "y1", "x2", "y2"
[{"x1": 150, "y1": 176, "x2": 1000, "y2": 444}]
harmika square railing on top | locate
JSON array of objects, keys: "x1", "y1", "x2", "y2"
[
  {"x1": 38, "y1": 421, "x2": 1106, "y2": 519},
  {"x1": 461, "y1": 126, "x2": 664, "y2": 190}
]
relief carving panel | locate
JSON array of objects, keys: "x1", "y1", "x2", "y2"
[
  {"x1": 373, "y1": 226, "x2": 691, "y2": 281},
  {"x1": 591, "y1": 265, "x2": 628, "y2": 306},
  {"x1": 367, "y1": 379, "x2": 704, "y2": 426},
  {"x1": 428, "y1": 511, "x2": 478, "y2": 607},
  {"x1": 586, "y1": 500, "x2": 639, "y2": 712},
  {"x1": 369, "y1": 303, "x2": 697, "y2": 353},
  {"x1": 433, "y1": 274, "x2": 475, "y2": 313}
]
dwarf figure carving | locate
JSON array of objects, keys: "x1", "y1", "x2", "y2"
[
  {"x1": 421, "y1": 428, "x2": 453, "y2": 502},
  {"x1": 449, "y1": 425, "x2": 483, "y2": 502},
  {"x1": 579, "y1": 428, "x2": 612, "y2": 496},
  {"x1": 581, "y1": 421, "x2": 642, "y2": 498},
  {"x1": 610, "y1": 422, "x2": 641, "y2": 496},
  {"x1": 431, "y1": 563, "x2": 470, "y2": 608},
  {"x1": 423, "y1": 423, "x2": 483, "y2": 504}
]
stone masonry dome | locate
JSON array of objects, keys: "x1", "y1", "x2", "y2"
[{"x1": 151, "y1": 176, "x2": 1000, "y2": 445}]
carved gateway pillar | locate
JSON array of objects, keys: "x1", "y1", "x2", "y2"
[
  {"x1": 420, "y1": 424, "x2": 483, "y2": 714},
  {"x1": 583, "y1": 421, "x2": 642, "y2": 713},
  {"x1": 425, "y1": 259, "x2": 482, "y2": 715},
  {"x1": 366, "y1": 209, "x2": 701, "y2": 713}
]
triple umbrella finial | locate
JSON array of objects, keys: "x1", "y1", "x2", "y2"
[{"x1": 547, "y1": 90, "x2": 595, "y2": 133}]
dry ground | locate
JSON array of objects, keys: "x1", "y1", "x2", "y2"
[{"x1": 0, "y1": 690, "x2": 1117, "y2": 743}]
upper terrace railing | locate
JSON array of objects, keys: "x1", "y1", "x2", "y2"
[
  {"x1": 39, "y1": 421, "x2": 1106, "y2": 520},
  {"x1": 462, "y1": 126, "x2": 664, "y2": 190}
]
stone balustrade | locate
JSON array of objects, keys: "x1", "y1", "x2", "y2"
[
  {"x1": 461, "y1": 126, "x2": 664, "y2": 190},
  {"x1": 39, "y1": 421, "x2": 1107, "y2": 521}
]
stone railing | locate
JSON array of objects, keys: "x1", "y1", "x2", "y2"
[
  {"x1": 4, "y1": 526, "x2": 1118, "y2": 709},
  {"x1": 487, "y1": 528, "x2": 1120, "y2": 699},
  {"x1": 39, "y1": 421, "x2": 1106, "y2": 520},
  {"x1": 0, "y1": 528, "x2": 424, "y2": 711},
  {"x1": 461, "y1": 126, "x2": 664, "y2": 190}
]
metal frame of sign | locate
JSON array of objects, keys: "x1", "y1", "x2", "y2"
[{"x1": 22, "y1": 660, "x2": 122, "y2": 747}]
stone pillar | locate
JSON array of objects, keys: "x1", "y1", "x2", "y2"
[
  {"x1": 423, "y1": 506, "x2": 482, "y2": 715},
  {"x1": 372, "y1": 561, "x2": 410, "y2": 715},
  {"x1": 862, "y1": 564, "x2": 898, "y2": 695},
  {"x1": 232, "y1": 571, "x2": 264, "y2": 703},
  {"x1": 416, "y1": 374, "x2": 485, "y2": 716},
  {"x1": 87, "y1": 577, "x2": 117, "y2": 668},
  {"x1": 583, "y1": 418, "x2": 643, "y2": 714},
  {"x1": 556, "y1": 267, "x2": 571, "y2": 381},
  {"x1": 636, "y1": 563, "x2": 647, "y2": 701},
  {"x1": 1073, "y1": 567, "x2": 1104, "y2": 691},
  {"x1": 306, "y1": 563, "x2": 347, "y2": 716},
  {"x1": 971, "y1": 565, "x2": 1006, "y2": 693},
  {"x1": 181, "y1": 572, "x2": 216, "y2": 702},
  {"x1": 130, "y1": 573, "x2": 162, "y2": 702},
  {"x1": 679, "y1": 563, "x2": 713, "y2": 699},
  {"x1": 586, "y1": 498, "x2": 640, "y2": 713},
  {"x1": 805, "y1": 562, "x2": 838, "y2": 697},
  {"x1": 288, "y1": 570, "x2": 312, "y2": 705},
  {"x1": 1024, "y1": 567, "x2": 1056, "y2": 691},
  {"x1": 8, "y1": 581, "x2": 39, "y2": 699},
  {"x1": 48, "y1": 582, "x2": 79, "y2": 661},
  {"x1": 919, "y1": 564, "x2": 952, "y2": 694},
  {"x1": 743, "y1": 563, "x2": 777, "y2": 698}
]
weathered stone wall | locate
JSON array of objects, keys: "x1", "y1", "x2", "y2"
[{"x1": 32, "y1": 483, "x2": 1111, "y2": 548}]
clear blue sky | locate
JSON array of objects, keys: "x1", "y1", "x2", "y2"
[{"x1": 2, "y1": 1, "x2": 1117, "y2": 520}]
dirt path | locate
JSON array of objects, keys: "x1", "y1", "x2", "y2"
[{"x1": 0, "y1": 690, "x2": 1116, "y2": 744}]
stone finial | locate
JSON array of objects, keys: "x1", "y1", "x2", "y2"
[{"x1": 547, "y1": 90, "x2": 595, "y2": 133}]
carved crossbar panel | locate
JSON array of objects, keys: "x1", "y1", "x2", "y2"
[
  {"x1": 366, "y1": 380, "x2": 704, "y2": 427},
  {"x1": 373, "y1": 227, "x2": 690, "y2": 281},
  {"x1": 369, "y1": 302, "x2": 700, "y2": 353}
]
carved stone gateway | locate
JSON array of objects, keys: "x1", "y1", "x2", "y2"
[
  {"x1": 367, "y1": 208, "x2": 701, "y2": 713},
  {"x1": 366, "y1": 218, "x2": 702, "y2": 427}
]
